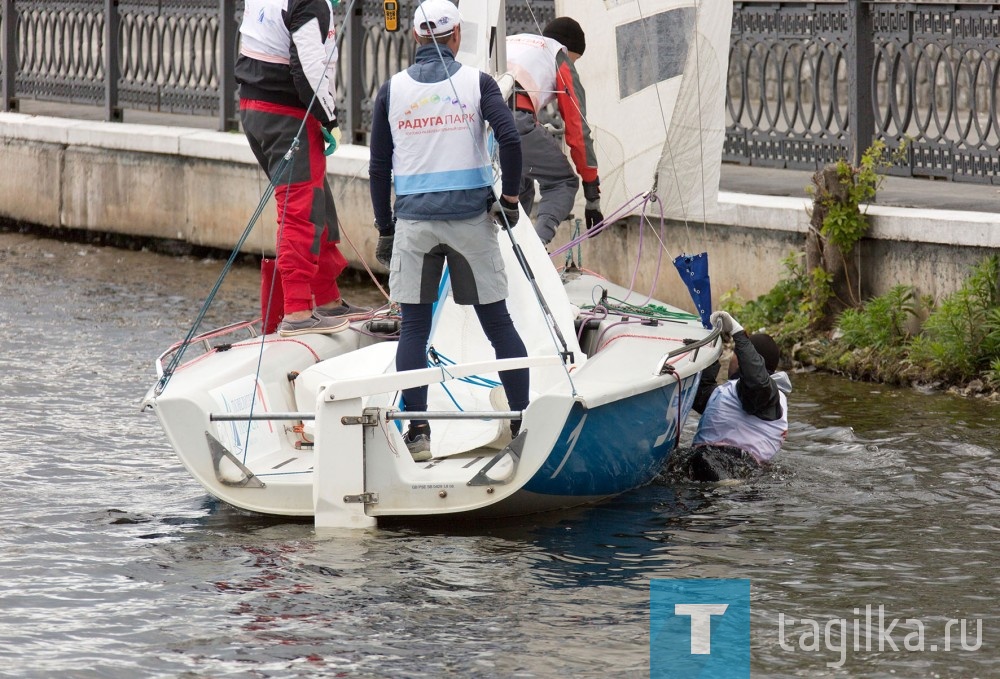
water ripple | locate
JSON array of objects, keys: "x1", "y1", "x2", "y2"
[{"x1": 2, "y1": 233, "x2": 998, "y2": 677}]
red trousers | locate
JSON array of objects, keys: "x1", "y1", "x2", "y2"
[{"x1": 240, "y1": 99, "x2": 348, "y2": 327}]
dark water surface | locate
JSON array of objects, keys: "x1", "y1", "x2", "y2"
[{"x1": 1, "y1": 231, "x2": 997, "y2": 678}]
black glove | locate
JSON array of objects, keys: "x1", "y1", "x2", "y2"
[
  {"x1": 582, "y1": 178, "x2": 601, "y2": 203},
  {"x1": 582, "y1": 178, "x2": 602, "y2": 229},
  {"x1": 375, "y1": 234, "x2": 394, "y2": 268},
  {"x1": 585, "y1": 208, "x2": 604, "y2": 230},
  {"x1": 490, "y1": 195, "x2": 520, "y2": 229}
]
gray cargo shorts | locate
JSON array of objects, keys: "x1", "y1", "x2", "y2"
[{"x1": 389, "y1": 213, "x2": 508, "y2": 305}]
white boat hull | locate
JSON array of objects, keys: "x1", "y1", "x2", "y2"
[{"x1": 143, "y1": 271, "x2": 720, "y2": 527}]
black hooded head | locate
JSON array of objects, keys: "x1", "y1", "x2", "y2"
[
  {"x1": 543, "y1": 17, "x2": 586, "y2": 55},
  {"x1": 749, "y1": 333, "x2": 780, "y2": 374}
]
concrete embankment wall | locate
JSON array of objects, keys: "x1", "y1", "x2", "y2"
[
  {"x1": 1, "y1": 113, "x2": 996, "y2": 309},
  {"x1": 0, "y1": 114, "x2": 373, "y2": 260}
]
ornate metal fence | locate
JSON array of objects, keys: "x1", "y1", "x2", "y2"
[
  {"x1": 0, "y1": 0, "x2": 553, "y2": 137},
  {"x1": 0, "y1": 0, "x2": 237, "y2": 124},
  {"x1": 2, "y1": 0, "x2": 997, "y2": 183},
  {"x1": 728, "y1": 0, "x2": 1000, "y2": 183}
]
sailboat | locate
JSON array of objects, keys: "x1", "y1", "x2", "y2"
[{"x1": 141, "y1": 0, "x2": 732, "y2": 528}]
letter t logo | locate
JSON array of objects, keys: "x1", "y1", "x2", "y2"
[{"x1": 674, "y1": 604, "x2": 729, "y2": 654}]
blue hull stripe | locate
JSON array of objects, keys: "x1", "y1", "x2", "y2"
[{"x1": 524, "y1": 376, "x2": 699, "y2": 497}]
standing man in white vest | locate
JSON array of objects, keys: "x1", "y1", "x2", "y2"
[{"x1": 368, "y1": 0, "x2": 530, "y2": 461}]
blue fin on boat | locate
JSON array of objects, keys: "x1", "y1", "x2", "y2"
[{"x1": 673, "y1": 252, "x2": 712, "y2": 328}]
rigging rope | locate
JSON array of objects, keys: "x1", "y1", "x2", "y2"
[
  {"x1": 155, "y1": 0, "x2": 362, "y2": 407},
  {"x1": 153, "y1": 149, "x2": 293, "y2": 397}
]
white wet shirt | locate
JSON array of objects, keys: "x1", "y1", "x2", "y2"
[{"x1": 693, "y1": 372, "x2": 791, "y2": 463}]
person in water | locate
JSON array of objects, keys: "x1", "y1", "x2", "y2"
[{"x1": 667, "y1": 310, "x2": 793, "y2": 482}]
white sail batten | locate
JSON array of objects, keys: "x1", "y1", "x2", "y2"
[{"x1": 454, "y1": 0, "x2": 507, "y2": 74}]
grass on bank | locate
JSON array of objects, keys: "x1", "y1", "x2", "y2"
[{"x1": 723, "y1": 254, "x2": 1000, "y2": 394}]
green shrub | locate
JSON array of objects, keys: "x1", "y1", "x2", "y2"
[
  {"x1": 988, "y1": 309, "x2": 1000, "y2": 387},
  {"x1": 723, "y1": 253, "x2": 808, "y2": 341},
  {"x1": 808, "y1": 139, "x2": 903, "y2": 256},
  {"x1": 909, "y1": 255, "x2": 1000, "y2": 381},
  {"x1": 836, "y1": 285, "x2": 918, "y2": 352},
  {"x1": 722, "y1": 252, "x2": 835, "y2": 357},
  {"x1": 987, "y1": 355, "x2": 1000, "y2": 389}
]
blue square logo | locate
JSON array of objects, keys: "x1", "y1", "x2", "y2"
[{"x1": 650, "y1": 579, "x2": 750, "y2": 679}]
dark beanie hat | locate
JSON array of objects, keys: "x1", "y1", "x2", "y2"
[
  {"x1": 543, "y1": 17, "x2": 586, "y2": 55},
  {"x1": 749, "y1": 333, "x2": 781, "y2": 374}
]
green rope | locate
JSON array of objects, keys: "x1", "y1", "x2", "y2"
[
  {"x1": 582, "y1": 293, "x2": 701, "y2": 323},
  {"x1": 564, "y1": 218, "x2": 583, "y2": 269}
]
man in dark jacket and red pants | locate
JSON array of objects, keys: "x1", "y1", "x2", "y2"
[{"x1": 237, "y1": 0, "x2": 369, "y2": 337}]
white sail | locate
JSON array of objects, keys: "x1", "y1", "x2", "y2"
[
  {"x1": 454, "y1": 0, "x2": 507, "y2": 74},
  {"x1": 557, "y1": 0, "x2": 732, "y2": 222}
]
